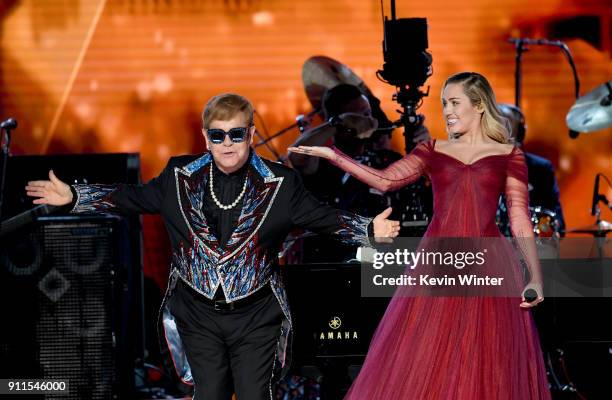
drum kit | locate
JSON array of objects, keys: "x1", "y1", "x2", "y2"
[
  {"x1": 276, "y1": 56, "x2": 432, "y2": 263},
  {"x1": 283, "y1": 56, "x2": 431, "y2": 241},
  {"x1": 302, "y1": 56, "x2": 373, "y2": 113},
  {"x1": 531, "y1": 206, "x2": 562, "y2": 237},
  {"x1": 496, "y1": 80, "x2": 612, "y2": 239},
  {"x1": 496, "y1": 201, "x2": 562, "y2": 238},
  {"x1": 497, "y1": 80, "x2": 612, "y2": 240}
]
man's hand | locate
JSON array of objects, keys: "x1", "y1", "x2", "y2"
[
  {"x1": 25, "y1": 170, "x2": 73, "y2": 206},
  {"x1": 373, "y1": 207, "x2": 400, "y2": 242}
]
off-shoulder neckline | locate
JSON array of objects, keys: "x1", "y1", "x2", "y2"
[{"x1": 431, "y1": 139, "x2": 517, "y2": 166}]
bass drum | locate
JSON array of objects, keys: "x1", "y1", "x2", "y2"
[
  {"x1": 530, "y1": 206, "x2": 561, "y2": 238},
  {"x1": 496, "y1": 200, "x2": 561, "y2": 238}
]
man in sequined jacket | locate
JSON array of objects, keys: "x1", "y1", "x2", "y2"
[{"x1": 25, "y1": 93, "x2": 399, "y2": 400}]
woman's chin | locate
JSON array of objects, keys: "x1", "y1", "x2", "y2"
[{"x1": 446, "y1": 128, "x2": 464, "y2": 138}]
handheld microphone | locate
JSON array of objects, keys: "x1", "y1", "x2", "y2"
[{"x1": 523, "y1": 289, "x2": 538, "y2": 303}]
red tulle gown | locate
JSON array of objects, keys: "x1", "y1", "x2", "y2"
[{"x1": 329, "y1": 139, "x2": 550, "y2": 400}]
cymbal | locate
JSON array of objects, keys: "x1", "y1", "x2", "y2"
[
  {"x1": 302, "y1": 56, "x2": 372, "y2": 113},
  {"x1": 568, "y1": 220, "x2": 612, "y2": 236},
  {"x1": 566, "y1": 81, "x2": 612, "y2": 132}
]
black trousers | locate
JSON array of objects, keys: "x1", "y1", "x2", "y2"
[{"x1": 170, "y1": 281, "x2": 284, "y2": 400}]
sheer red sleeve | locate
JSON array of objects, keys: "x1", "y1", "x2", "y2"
[
  {"x1": 328, "y1": 140, "x2": 432, "y2": 193},
  {"x1": 505, "y1": 148, "x2": 543, "y2": 285}
]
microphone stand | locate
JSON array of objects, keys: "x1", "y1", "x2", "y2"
[
  {"x1": 509, "y1": 38, "x2": 581, "y2": 138},
  {"x1": 255, "y1": 109, "x2": 320, "y2": 149},
  {"x1": 252, "y1": 128, "x2": 283, "y2": 162},
  {"x1": 254, "y1": 109, "x2": 320, "y2": 164},
  {"x1": 511, "y1": 38, "x2": 526, "y2": 109}
]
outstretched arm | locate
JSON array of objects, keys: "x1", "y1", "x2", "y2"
[
  {"x1": 288, "y1": 140, "x2": 431, "y2": 193},
  {"x1": 287, "y1": 170, "x2": 399, "y2": 245},
  {"x1": 288, "y1": 122, "x2": 336, "y2": 175},
  {"x1": 26, "y1": 160, "x2": 174, "y2": 215},
  {"x1": 289, "y1": 113, "x2": 378, "y2": 175}
]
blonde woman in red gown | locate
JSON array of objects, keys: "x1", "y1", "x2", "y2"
[{"x1": 289, "y1": 72, "x2": 551, "y2": 400}]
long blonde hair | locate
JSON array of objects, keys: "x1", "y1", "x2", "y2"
[{"x1": 443, "y1": 72, "x2": 510, "y2": 143}]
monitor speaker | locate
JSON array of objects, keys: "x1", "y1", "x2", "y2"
[{"x1": 0, "y1": 215, "x2": 137, "y2": 399}]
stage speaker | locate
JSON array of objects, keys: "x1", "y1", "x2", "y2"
[
  {"x1": 0, "y1": 153, "x2": 145, "y2": 397},
  {"x1": 0, "y1": 215, "x2": 137, "y2": 399}
]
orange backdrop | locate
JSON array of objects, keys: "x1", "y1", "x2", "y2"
[{"x1": 1, "y1": 0, "x2": 611, "y2": 287}]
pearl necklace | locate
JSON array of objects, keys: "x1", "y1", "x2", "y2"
[{"x1": 209, "y1": 166, "x2": 248, "y2": 210}]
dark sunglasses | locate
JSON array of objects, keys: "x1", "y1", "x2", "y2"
[{"x1": 206, "y1": 127, "x2": 250, "y2": 144}]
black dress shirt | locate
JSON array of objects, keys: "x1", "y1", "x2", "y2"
[
  {"x1": 202, "y1": 154, "x2": 251, "y2": 299},
  {"x1": 202, "y1": 157, "x2": 250, "y2": 247}
]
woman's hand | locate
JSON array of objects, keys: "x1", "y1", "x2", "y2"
[
  {"x1": 519, "y1": 281, "x2": 544, "y2": 308},
  {"x1": 25, "y1": 170, "x2": 73, "y2": 206},
  {"x1": 288, "y1": 146, "x2": 335, "y2": 160}
]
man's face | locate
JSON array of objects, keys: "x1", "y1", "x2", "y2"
[
  {"x1": 346, "y1": 94, "x2": 372, "y2": 117},
  {"x1": 203, "y1": 113, "x2": 254, "y2": 174}
]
